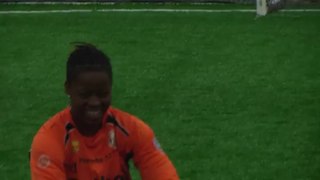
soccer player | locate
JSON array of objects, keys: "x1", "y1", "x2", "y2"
[{"x1": 30, "y1": 43, "x2": 179, "y2": 180}]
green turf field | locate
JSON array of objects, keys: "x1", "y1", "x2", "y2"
[{"x1": 0, "y1": 3, "x2": 320, "y2": 180}]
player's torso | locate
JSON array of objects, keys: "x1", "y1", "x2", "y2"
[{"x1": 63, "y1": 122, "x2": 130, "y2": 180}]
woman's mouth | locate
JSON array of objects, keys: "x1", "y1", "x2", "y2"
[{"x1": 85, "y1": 109, "x2": 103, "y2": 123}]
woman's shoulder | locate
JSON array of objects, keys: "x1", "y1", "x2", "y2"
[
  {"x1": 108, "y1": 107, "x2": 152, "y2": 135},
  {"x1": 32, "y1": 107, "x2": 71, "y2": 145},
  {"x1": 109, "y1": 107, "x2": 145, "y2": 124}
]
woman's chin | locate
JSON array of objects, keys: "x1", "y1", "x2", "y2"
[{"x1": 84, "y1": 112, "x2": 103, "y2": 125}]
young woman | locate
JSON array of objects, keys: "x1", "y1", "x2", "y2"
[{"x1": 30, "y1": 43, "x2": 179, "y2": 180}]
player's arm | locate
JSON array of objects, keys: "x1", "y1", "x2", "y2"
[
  {"x1": 131, "y1": 118, "x2": 179, "y2": 180},
  {"x1": 30, "y1": 131, "x2": 66, "y2": 180}
]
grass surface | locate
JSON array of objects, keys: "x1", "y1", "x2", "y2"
[{"x1": 0, "y1": 3, "x2": 320, "y2": 180}]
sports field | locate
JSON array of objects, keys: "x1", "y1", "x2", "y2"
[{"x1": 0, "y1": 3, "x2": 320, "y2": 180}]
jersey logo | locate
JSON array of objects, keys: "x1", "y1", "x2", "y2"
[
  {"x1": 72, "y1": 140, "x2": 80, "y2": 153},
  {"x1": 108, "y1": 130, "x2": 116, "y2": 149},
  {"x1": 37, "y1": 154, "x2": 50, "y2": 168}
]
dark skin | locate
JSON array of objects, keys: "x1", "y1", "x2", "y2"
[{"x1": 65, "y1": 70, "x2": 112, "y2": 136}]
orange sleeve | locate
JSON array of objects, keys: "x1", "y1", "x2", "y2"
[
  {"x1": 30, "y1": 130, "x2": 66, "y2": 180},
  {"x1": 131, "y1": 118, "x2": 179, "y2": 180}
]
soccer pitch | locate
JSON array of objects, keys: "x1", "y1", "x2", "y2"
[{"x1": 0, "y1": 3, "x2": 320, "y2": 180}]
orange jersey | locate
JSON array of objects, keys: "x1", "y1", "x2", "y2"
[{"x1": 30, "y1": 107, "x2": 179, "y2": 180}]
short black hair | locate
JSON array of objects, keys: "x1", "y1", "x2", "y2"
[{"x1": 66, "y1": 43, "x2": 112, "y2": 84}]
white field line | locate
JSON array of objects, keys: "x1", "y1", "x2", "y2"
[
  {"x1": 0, "y1": 8, "x2": 319, "y2": 14},
  {"x1": 281, "y1": 9, "x2": 320, "y2": 12},
  {"x1": 97, "y1": 8, "x2": 256, "y2": 12},
  {"x1": 2, "y1": 2, "x2": 116, "y2": 5},
  {"x1": 0, "y1": 9, "x2": 92, "y2": 14},
  {"x1": 0, "y1": 2, "x2": 237, "y2": 5}
]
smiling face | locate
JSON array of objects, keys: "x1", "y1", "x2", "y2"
[{"x1": 65, "y1": 70, "x2": 112, "y2": 136}]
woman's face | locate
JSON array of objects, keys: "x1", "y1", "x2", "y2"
[{"x1": 65, "y1": 70, "x2": 112, "y2": 128}]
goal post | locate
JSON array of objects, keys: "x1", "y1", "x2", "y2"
[{"x1": 256, "y1": 0, "x2": 286, "y2": 16}]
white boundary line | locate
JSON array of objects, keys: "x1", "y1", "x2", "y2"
[
  {"x1": 0, "y1": 9, "x2": 254, "y2": 14},
  {"x1": 281, "y1": 9, "x2": 320, "y2": 12},
  {"x1": 1, "y1": 2, "x2": 234, "y2": 5},
  {"x1": 97, "y1": 9, "x2": 257, "y2": 12},
  {"x1": 0, "y1": 9, "x2": 92, "y2": 14},
  {"x1": 0, "y1": 8, "x2": 319, "y2": 14},
  {"x1": 1, "y1": 2, "x2": 115, "y2": 5}
]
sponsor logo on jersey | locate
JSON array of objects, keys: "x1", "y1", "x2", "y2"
[
  {"x1": 37, "y1": 154, "x2": 50, "y2": 168},
  {"x1": 108, "y1": 130, "x2": 116, "y2": 149},
  {"x1": 80, "y1": 157, "x2": 103, "y2": 164},
  {"x1": 72, "y1": 140, "x2": 79, "y2": 153},
  {"x1": 79, "y1": 151, "x2": 116, "y2": 164}
]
